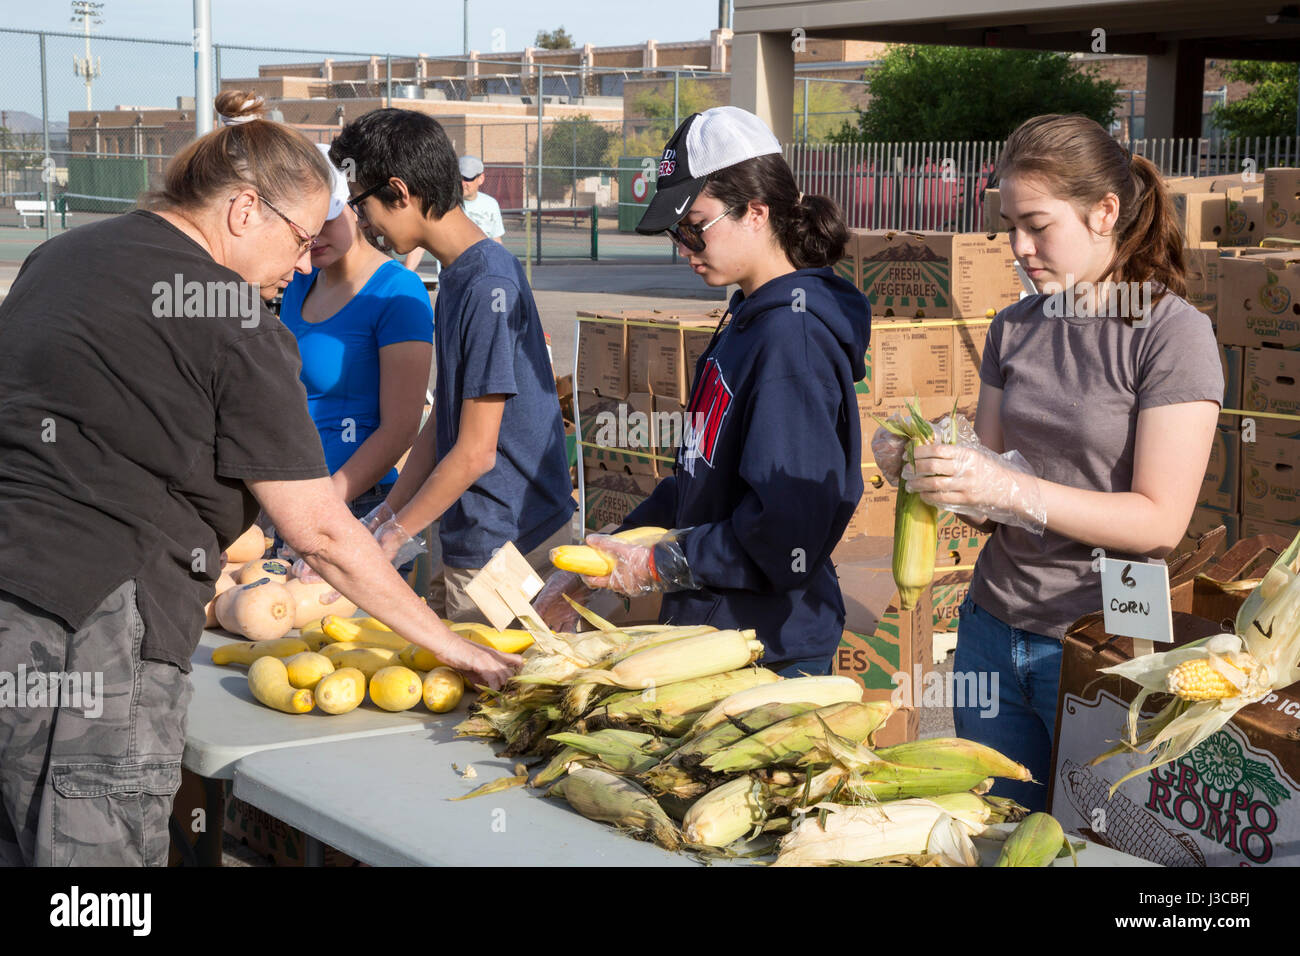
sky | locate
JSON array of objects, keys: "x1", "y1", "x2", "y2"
[{"x1": 0, "y1": 0, "x2": 725, "y2": 120}]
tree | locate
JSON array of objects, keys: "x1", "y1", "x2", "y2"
[
  {"x1": 535, "y1": 27, "x2": 575, "y2": 50},
  {"x1": 1212, "y1": 61, "x2": 1298, "y2": 138},
  {"x1": 603, "y1": 77, "x2": 723, "y2": 167},
  {"x1": 830, "y1": 45, "x2": 1120, "y2": 143},
  {"x1": 542, "y1": 114, "x2": 611, "y2": 200},
  {"x1": 793, "y1": 81, "x2": 858, "y2": 142}
]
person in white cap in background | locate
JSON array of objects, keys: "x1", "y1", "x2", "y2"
[
  {"x1": 402, "y1": 155, "x2": 504, "y2": 281},
  {"x1": 277, "y1": 143, "x2": 434, "y2": 525}
]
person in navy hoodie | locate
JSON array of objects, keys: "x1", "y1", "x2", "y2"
[{"x1": 535, "y1": 106, "x2": 871, "y2": 677}]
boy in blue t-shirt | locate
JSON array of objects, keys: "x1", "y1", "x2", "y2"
[{"x1": 330, "y1": 110, "x2": 575, "y2": 621}]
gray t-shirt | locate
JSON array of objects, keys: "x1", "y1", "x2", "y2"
[{"x1": 968, "y1": 289, "x2": 1223, "y2": 639}]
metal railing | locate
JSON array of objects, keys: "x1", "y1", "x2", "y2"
[{"x1": 786, "y1": 136, "x2": 1300, "y2": 235}]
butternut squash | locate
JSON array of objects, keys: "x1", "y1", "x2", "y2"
[
  {"x1": 204, "y1": 566, "x2": 240, "y2": 628},
  {"x1": 225, "y1": 524, "x2": 268, "y2": 564},
  {"x1": 285, "y1": 578, "x2": 356, "y2": 629},
  {"x1": 215, "y1": 578, "x2": 295, "y2": 642},
  {"x1": 238, "y1": 558, "x2": 291, "y2": 586}
]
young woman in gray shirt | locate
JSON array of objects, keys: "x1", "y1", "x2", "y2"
[{"x1": 872, "y1": 114, "x2": 1224, "y2": 811}]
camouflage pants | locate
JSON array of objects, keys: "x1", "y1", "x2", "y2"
[{"x1": 0, "y1": 580, "x2": 192, "y2": 866}]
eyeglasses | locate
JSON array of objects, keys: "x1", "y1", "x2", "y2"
[
  {"x1": 346, "y1": 180, "x2": 390, "y2": 222},
  {"x1": 665, "y1": 208, "x2": 734, "y2": 254},
  {"x1": 254, "y1": 194, "x2": 316, "y2": 254}
]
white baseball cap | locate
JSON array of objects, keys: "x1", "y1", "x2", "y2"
[
  {"x1": 635, "y1": 106, "x2": 782, "y2": 235},
  {"x1": 316, "y1": 142, "x2": 351, "y2": 221}
]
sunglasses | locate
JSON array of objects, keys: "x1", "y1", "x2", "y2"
[
  {"x1": 665, "y1": 207, "x2": 734, "y2": 254},
  {"x1": 346, "y1": 179, "x2": 391, "y2": 221}
]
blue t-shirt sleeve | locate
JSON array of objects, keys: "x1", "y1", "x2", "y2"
[
  {"x1": 458, "y1": 278, "x2": 520, "y2": 399},
  {"x1": 374, "y1": 269, "x2": 435, "y2": 348}
]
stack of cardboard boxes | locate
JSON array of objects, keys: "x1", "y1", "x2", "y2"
[
  {"x1": 1179, "y1": 168, "x2": 1300, "y2": 549},
  {"x1": 833, "y1": 228, "x2": 1026, "y2": 635}
]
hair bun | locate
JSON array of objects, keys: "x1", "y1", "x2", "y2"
[{"x1": 214, "y1": 90, "x2": 266, "y2": 126}]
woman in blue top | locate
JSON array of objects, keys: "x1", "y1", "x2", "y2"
[{"x1": 278, "y1": 144, "x2": 434, "y2": 520}]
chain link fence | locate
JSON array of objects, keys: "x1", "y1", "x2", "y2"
[{"x1": 5, "y1": 27, "x2": 1290, "y2": 263}]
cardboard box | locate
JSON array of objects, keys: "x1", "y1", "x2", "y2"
[
  {"x1": 1184, "y1": 245, "x2": 1221, "y2": 323},
  {"x1": 1171, "y1": 192, "x2": 1228, "y2": 244},
  {"x1": 1050, "y1": 532, "x2": 1300, "y2": 868},
  {"x1": 833, "y1": 243, "x2": 857, "y2": 289},
  {"x1": 651, "y1": 396, "x2": 688, "y2": 457},
  {"x1": 854, "y1": 230, "x2": 1020, "y2": 319},
  {"x1": 1220, "y1": 344, "x2": 1243, "y2": 413},
  {"x1": 862, "y1": 322, "x2": 953, "y2": 406},
  {"x1": 225, "y1": 790, "x2": 361, "y2": 867},
  {"x1": 982, "y1": 187, "x2": 1001, "y2": 234},
  {"x1": 575, "y1": 311, "x2": 627, "y2": 397},
  {"x1": 1225, "y1": 186, "x2": 1263, "y2": 247},
  {"x1": 1242, "y1": 346, "x2": 1300, "y2": 440},
  {"x1": 625, "y1": 312, "x2": 719, "y2": 403},
  {"x1": 1199, "y1": 425, "x2": 1240, "y2": 513},
  {"x1": 1217, "y1": 255, "x2": 1300, "y2": 349},
  {"x1": 1241, "y1": 515, "x2": 1300, "y2": 542},
  {"x1": 555, "y1": 373, "x2": 574, "y2": 423},
  {"x1": 1241, "y1": 434, "x2": 1300, "y2": 525},
  {"x1": 581, "y1": 470, "x2": 659, "y2": 531},
  {"x1": 953, "y1": 320, "x2": 991, "y2": 407},
  {"x1": 1263, "y1": 167, "x2": 1300, "y2": 241},
  {"x1": 578, "y1": 391, "x2": 663, "y2": 477},
  {"x1": 934, "y1": 510, "x2": 991, "y2": 567},
  {"x1": 830, "y1": 535, "x2": 934, "y2": 748},
  {"x1": 1185, "y1": 504, "x2": 1239, "y2": 551},
  {"x1": 931, "y1": 567, "x2": 972, "y2": 633}
]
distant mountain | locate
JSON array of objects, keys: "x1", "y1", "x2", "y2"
[
  {"x1": 0, "y1": 110, "x2": 69, "y2": 134},
  {"x1": 864, "y1": 242, "x2": 945, "y2": 263}
]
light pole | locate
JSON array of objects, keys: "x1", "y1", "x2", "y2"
[{"x1": 71, "y1": 1, "x2": 103, "y2": 112}]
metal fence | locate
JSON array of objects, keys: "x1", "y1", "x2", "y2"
[
  {"x1": 787, "y1": 136, "x2": 1300, "y2": 234},
  {"x1": 3, "y1": 25, "x2": 1297, "y2": 260}
]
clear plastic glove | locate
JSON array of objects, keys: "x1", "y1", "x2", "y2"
[
  {"x1": 903, "y1": 443, "x2": 1047, "y2": 535},
  {"x1": 373, "y1": 515, "x2": 428, "y2": 568},
  {"x1": 579, "y1": 530, "x2": 699, "y2": 597},
  {"x1": 360, "y1": 500, "x2": 396, "y2": 534},
  {"x1": 532, "y1": 569, "x2": 592, "y2": 632},
  {"x1": 872, "y1": 411, "x2": 979, "y2": 487}
]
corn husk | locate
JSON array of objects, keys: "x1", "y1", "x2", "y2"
[{"x1": 1093, "y1": 529, "x2": 1300, "y2": 792}]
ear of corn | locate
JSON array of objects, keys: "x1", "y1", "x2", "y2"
[
  {"x1": 682, "y1": 775, "x2": 768, "y2": 847},
  {"x1": 550, "y1": 545, "x2": 617, "y2": 576},
  {"x1": 874, "y1": 738, "x2": 1033, "y2": 782},
  {"x1": 700, "y1": 701, "x2": 896, "y2": 773},
  {"x1": 1165, "y1": 656, "x2": 1255, "y2": 701},
  {"x1": 549, "y1": 767, "x2": 680, "y2": 850},
  {"x1": 575, "y1": 629, "x2": 764, "y2": 689},
  {"x1": 994, "y1": 812, "x2": 1070, "y2": 867},
  {"x1": 874, "y1": 398, "x2": 955, "y2": 610},
  {"x1": 686, "y1": 675, "x2": 865, "y2": 739},
  {"x1": 596, "y1": 668, "x2": 780, "y2": 724},
  {"x1": 674, "y1": 701, "x2": 822, "y2": 767},
  {"x1": 774, "y1": 798, "x2": 964, "y2": 867}
]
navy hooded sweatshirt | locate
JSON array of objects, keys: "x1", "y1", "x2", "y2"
[{"x1": 621, "y1": 267, "x2": 870, "y2": 663}]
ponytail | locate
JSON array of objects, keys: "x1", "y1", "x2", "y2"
[
  {"x1": 702, "y1": 152, "x2": 850, "y2": 269},
  {"x1": 1107, "y1": 154, "x2": 1186, "y2": 299}
]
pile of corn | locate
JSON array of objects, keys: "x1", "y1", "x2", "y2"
[{"x1": 455, "y1": 606, "x2": 1070, "y2": 866}]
